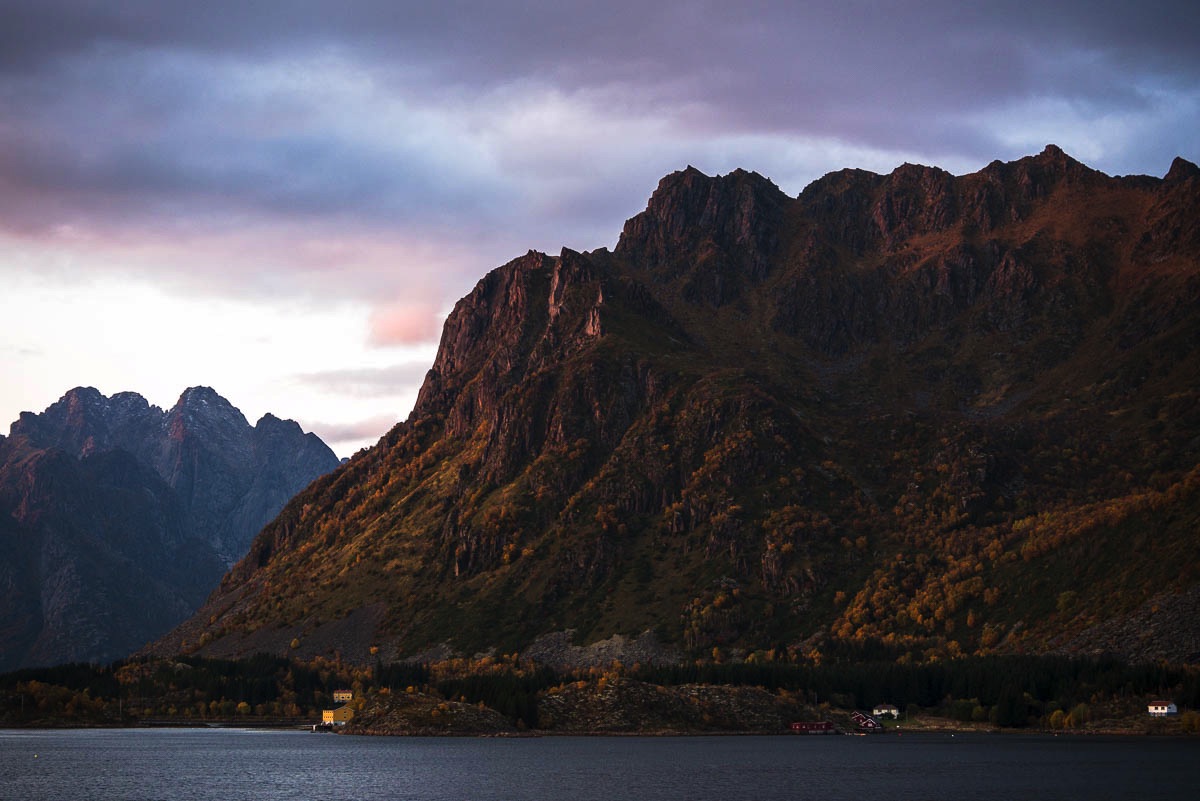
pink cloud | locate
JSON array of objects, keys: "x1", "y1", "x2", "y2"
[{"x1": 368, "y1": 300, "x2": 444, "y2": 346}]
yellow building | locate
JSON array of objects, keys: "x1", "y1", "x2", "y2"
[
  {"x1": 322, "y1": 705, "x2": 354, "y2": 725},
  {"x1": 332, "y1": 690, "x2": 353, "y2": 703}
]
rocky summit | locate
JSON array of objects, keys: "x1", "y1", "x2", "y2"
[
  {"x1": 0, "y1": 387, "x2": 340, "y2": 669},
  {"x1": 153, "y1": 147, "x2": 1200, "y2": 668}
]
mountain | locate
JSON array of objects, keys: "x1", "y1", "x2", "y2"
[
  {"x1": 151, "y1": 147, "x2": 1200, "y2": 667},
  {"x1": 0, "y1": 387, "x2": 340, "y2": 670}
]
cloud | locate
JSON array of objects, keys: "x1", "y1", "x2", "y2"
[
  {"x1": 368, "y1": 302, "x2": 445, "y2": 347},
  {"x1": 5, "y1": 2, "x2": 1196, "y2": 215},
  {"x1": 288, "y1": 360, "x2": 435, "y2": 455},
  {"x1": 291, "y1": 362, "x2": 434, "y2": 398},
  {"x1": 0, "y1": 46, "x2": 512, "y2": 228},
  {"x1": 300, "y1": 414, "x2": 400, "y2": 450},
  {"x1": 4, "y1": 2, "x2": 1197, "y2": 272}
]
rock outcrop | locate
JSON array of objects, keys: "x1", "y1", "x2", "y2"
[
  {"x1": 346, "y1": 690, "x2": 517, "y2": 736},
  {"x1": 537, "y1": 677, "x2": 807, "y2": 733}
]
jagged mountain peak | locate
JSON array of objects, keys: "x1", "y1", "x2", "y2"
[
  {"x1": 10, "y1": 386, "x2": 145, "y2": 455},
  {"x1": 109, "y1": 390, "x2": 155, "y2": 413},
  {"x1": 978, "y1": 143, "x2": 1105, "y2": 195},
  {"x1": 617, "y1": 166, "x2": 786, "y2": 256},
  {"x1": 165, "y1": 388, "x2": 251, "y2": 449},
  {"x1": 616, "y1": 165, "x2": 788, "y2": 306},
  {"x1": 48, "y1": 386, "x2": 116, "y2": 425},
  {"x1": 62, "y1": 384, "x2": 105, "y2": 403},
  {"x1": 999, "y1": 143, "x2": 1087, "y2": 175},
  {"x1": 255, "y1": 412, "x2": 294, "y2": 431},
  {"x1": 177, "y1": 384, "x2": 222, "y2": 403},
  {"x1": 1165, "y1": 156, "x2": 1200, "y2": 185},
  {"x1": 1035, "y1": 142, "x2": 1071, "y2": 161},
  {"x1": 172, "y1": 385, "x2": 246, "y2": 421},
  {"x1": 253, "y1": 414, "x2": 333, "y2": 458}
]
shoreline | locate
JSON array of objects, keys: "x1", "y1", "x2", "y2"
[{"x1": 3, "y1": 721, "x2": 1187, "y2": 738}]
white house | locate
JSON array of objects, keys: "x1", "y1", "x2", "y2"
[
  {"x1": 850, "y1": 711, "x2": 882, "y2": 730},
  {"x1": 872, "y1": 704, "x2": 900, "y2": 719},
  {"x1": 1148, "y1": 701, "x2": 1178, "y2": 717}
]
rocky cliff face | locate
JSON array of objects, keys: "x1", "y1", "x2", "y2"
[
  {"x1": 152, "y1": 147, "x2": 1200, "y2": 667},
  {"x1": 0, "y1": 388, "x2": 340, "y2": 669}
]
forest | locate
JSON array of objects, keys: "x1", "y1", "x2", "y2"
[{"x1": 3, "y1": 650, "x2": 1197, "y2": 732}]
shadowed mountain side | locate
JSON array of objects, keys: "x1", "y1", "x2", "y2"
[{"x1": 0, "y1": 388, "x2": 341, "y2": 670}]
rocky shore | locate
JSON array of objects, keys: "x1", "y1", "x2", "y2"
[
  {"x1": 343, "y1": 691, "x2": 517, "y2": 736},
  {"x1": 343, "y1": 678, "x2": 815, "y2": 736}
]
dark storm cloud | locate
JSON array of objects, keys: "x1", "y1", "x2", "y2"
[{"x1": 13, "y1": 2, "x2": 1196, "y2": 94}]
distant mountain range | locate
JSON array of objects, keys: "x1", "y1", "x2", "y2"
[
  {"x1": 0, "y1": 387, "x2": 340, "y2": 670},
  {"x1": 151, "y1": 146, "x2": 1200, "y2": 667}
]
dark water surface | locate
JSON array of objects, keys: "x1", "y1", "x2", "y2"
[{"x1": 1, "y1": 728, "x2": 1196, "y2": 800}]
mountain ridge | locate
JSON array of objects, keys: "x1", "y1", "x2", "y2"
[
  {"x1": 0, "y1": 386, "x2": 340, "y2": 669},
  {"x1": 151, "y1": 147, "x2": 1200, "y2": 668}
]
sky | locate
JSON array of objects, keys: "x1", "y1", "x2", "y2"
[{"x1": 2, "y1": 1, "x2": 1197, "y2": 457}]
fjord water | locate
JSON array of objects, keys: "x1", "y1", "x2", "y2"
[{"x1": 2, "y1": 729, "x2": 1197, "y2": 800}]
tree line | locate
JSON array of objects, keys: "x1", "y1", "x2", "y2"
[{"x1": 3, "y1": 651, "x2": 1196, "y2": 729}]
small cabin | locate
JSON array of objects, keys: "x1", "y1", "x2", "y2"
[
  {"x1": 322, "y1": 705, "x2": 355, "y2": 725},
  {"x1": 790, "y1": 721, "x2": 835, "y2": 734},
  {"x1": 1148, "y1": 701, "x2": 1178, "y2": 717},
  {"x1": 332, "y1": 690, "x2": 354, "y2": 703},
  {"x1": 872, "y1": 704, "x2": 900, "y2": 719}
]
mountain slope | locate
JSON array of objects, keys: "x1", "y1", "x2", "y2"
[
  {"x1": 0, "y1": 387, "x2": 340, "y2": 669},
  {"x1": 153, "y1": 147, "x2": 1200, "y2": 666}
]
